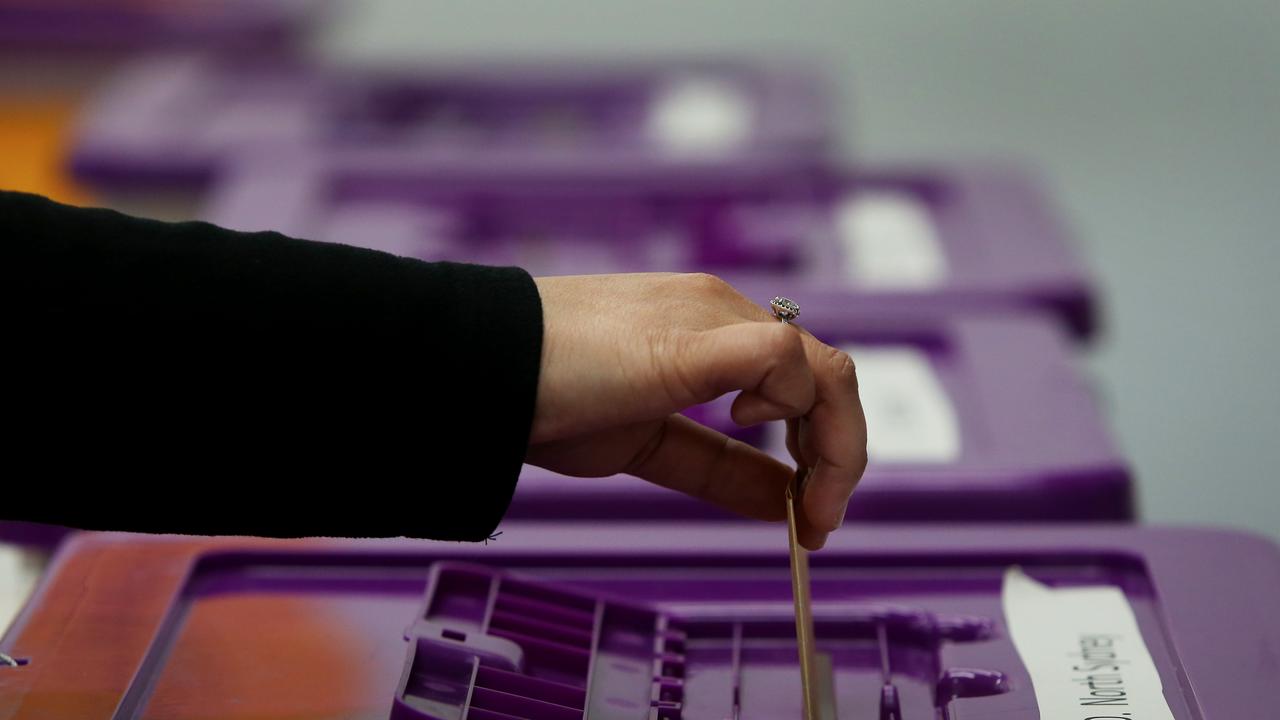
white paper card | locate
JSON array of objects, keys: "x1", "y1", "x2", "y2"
[
  {"x1": 647, "y1": 76, "x2": 752, "y2": 155},
  {"x1": 0, "y1": 546, "x2": 44, "y2": 637},
  {"x1": 836, "y1": 191, "x2": 946, "y2": 288},
  {"x1": 1001, "y1": 567, "x2": 1177, "y2": 720},
  {"x1": 847, "y1": 344, "x2": 959, "y2": 463}
]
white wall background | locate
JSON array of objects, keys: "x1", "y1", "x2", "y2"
[{"x1": 319, "y1": 1, "x2": 1280, "y2": 539}]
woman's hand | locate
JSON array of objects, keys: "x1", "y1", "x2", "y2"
[{"x1": 528, "y1": 273, "x2": 868, "y2": 550}]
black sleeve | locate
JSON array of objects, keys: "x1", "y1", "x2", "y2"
[{"x1": 1, "y1": 190, "x2": 543, "y2": 542}]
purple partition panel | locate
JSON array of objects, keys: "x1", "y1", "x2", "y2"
[
  {"x1": 0, "y1": 523, "x2": 72, "y2": 551},
  {"x1": 197, "y1": 155, "x2": 1118, "y2": 520},
  {"x1": 70, "y1": 55, "x2": 831, "y2": 190},
  {"x1": 727, "y1": 165, "x2": 1096, "y2": 337},
  {"x1": 509, "y1": 306, "x2": 1129, "y2": 523},
  {"x1": 203, "y1": 154, "x2": 1096, "y2": 338},
  {"x1": 4, "y1": 525, "x2": 1277, "y2": 720},
  {"x1": 206, "y1": 156, "x2": 1119, "y2": 518},
  {"x1": 0, "y1": 1, "x2": 322, "y2": 51}
]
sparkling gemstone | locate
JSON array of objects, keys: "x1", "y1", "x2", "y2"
[{"x1": 770, "y1": 296, "x2": 800, "y2": 320}]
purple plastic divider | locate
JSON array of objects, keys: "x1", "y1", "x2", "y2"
[
  {"x1": 70, "y1": 54, "x2": 831, "y2": 191},
  {"x1": 69, "y1": 54, "x2": 328, "y2": 189},
  {"x1": 393, "y1": 562, "x2": 675, "y2": 720},
  {"x1": 512, "y1": 306, "x2": 1129, "y2": 523},
  {"x1": 0, "y1": 522, "x2": 72, "y2": 551},
  {"x1": 0, "y1": 1, "x2": 322, "y2": 51},
  {"x1": 202, "y1": 153, "x2": 1096, "y2": 338},
  {"x1": 727, "y1": 164, "x2": 1096, "y2": 337},
  {"x1": 11, "y1": 525, "x2": 1275, "y2": 719},
  {"x1": 195, "y1": 156, "x2": 1121, "y2": 521},
  {"x1": 196, "y1": 153, "x2": 1118, "y2": 519},
  {"x1": 391, "y1": 561, "x2": 1016, "y2": 720}
]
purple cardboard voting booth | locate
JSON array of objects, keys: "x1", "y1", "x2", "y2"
[
  {"x1": 0, "y1": 1, "x2": 320, "y2": 51},
  {"x1": 510, "y1": 306, "x2": 1130, "y2": 523},
  {"x1": 70, "y1": 54, "x2": 831, "y2": 190},
  {"x1": 200, "y1": 155, "x2": 1124, "y2": 521},
  {"x1": 0, "y1": 2, "x2": 323, "y2": 216},
  {"x1": 0, "y1": 523, "x2": 69, "y2": 551},
  {"x1": 0, "y1": 1, "x2": 321, "y2": 98},
  {"x1": 2, "y1": 525, "x2": 1277, "y2": 719},
  {"x1": 204, "y1": 155, "x2": 1097, "y2": 338}
]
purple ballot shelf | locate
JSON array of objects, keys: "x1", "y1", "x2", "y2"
[
  {"x1": 203, "y1": 155, "x2": 1097, "y2": 338},
  {"x1": 0, "y1": 2, "x2": 322, "y2": 101},
  {"x1": 509, "y1": 306, "x2": 1129, "y2": 522},
  {"x1": 3, "y1": 525, "x2": 1278, "y2": 719},
  {"x1": 70, "y1": 54, "x2": 831, "y2": 191},
  {"x1": 0, "y1": 2, "x2": 324, "y2": 218},
  {"x1": 0, "y1": 1, "x2": 321, "y2": 51}
]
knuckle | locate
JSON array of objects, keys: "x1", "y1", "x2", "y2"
[
  {"x1": 684, "y1": 272, "x2": 729, "y2": 295},
  {"x1": 826, "y1": 347, "x2": 858, "y2": 390}
]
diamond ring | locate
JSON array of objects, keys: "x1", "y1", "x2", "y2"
[{"x1": 770, "y1": 296, "x2": 800, "y2": 324}]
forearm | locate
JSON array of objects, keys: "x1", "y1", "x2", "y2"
[{"x1": 2, "y1": 191, "x2": 543, "y2": 540}]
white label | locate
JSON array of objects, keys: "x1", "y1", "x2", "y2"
[
  {"x1": 1002, "y1": 567, "x2": 1177, "y2": 720},
  {"x1": 647, "y1": 76, "x2": 752, "y2": 155},
  {"x1": 836, "y1": 191, "x2": 947, "y2": 288},
  {"x1": 0, "y1": 546, "x2": 44, "y2": 636},
  {"x1": 848, "y1": 344, "x2": 960, "y2": 463}
]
